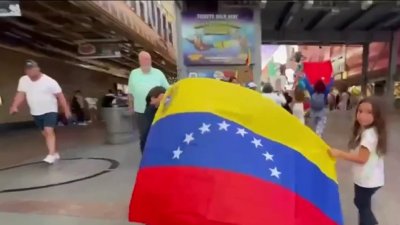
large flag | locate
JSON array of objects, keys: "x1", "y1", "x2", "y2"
[
  {"x1": 129, "y1": 78, "x2": 343, "y2": 225},
  {"x1": 303, "y1": 61, "x2": 333, "y2": 86}
]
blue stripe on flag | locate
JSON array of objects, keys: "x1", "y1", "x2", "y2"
[{"x1": 141, "y1": 113, "x2": 343, "y2": 225}]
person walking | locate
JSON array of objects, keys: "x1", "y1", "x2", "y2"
[
  {"x1": 127, "y1": 51, "x2": 170, "y2": 153},
  {"x1": 71, "y1": 90, "x2": 87, "y2": 126},
  {"x1": 9, "y1": 60, "x2": 71, "y2": 164},
  {"x1": 261, "y1": 83, "x2": 287, "y2": 106},
  {"x1": 292, "y1": 87, "x2": 306, "y2": 124},
  {"x1": 303, "y1": 77, "x2": 333, "y2": 137}
]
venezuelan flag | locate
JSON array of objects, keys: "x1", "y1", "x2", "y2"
[{"x1": 129, "y1": 78, "x2": 343, "y2": 225}]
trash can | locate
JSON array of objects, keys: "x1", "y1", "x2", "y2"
[{"x1": 102, "y1": 106, "x2": 134, "y2": 144}]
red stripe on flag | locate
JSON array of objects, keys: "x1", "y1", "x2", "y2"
[{"x1": 129, "y1": 167, "x2": 338, "y2": 225}]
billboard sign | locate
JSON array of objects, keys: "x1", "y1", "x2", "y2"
[{"x1": 181, "y1": 10, "x2": 254, "y2": 65}]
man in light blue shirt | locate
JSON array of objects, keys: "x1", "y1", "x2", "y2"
[{"x1": 128, "y1": 51, "x2": 170, "y2": 152}]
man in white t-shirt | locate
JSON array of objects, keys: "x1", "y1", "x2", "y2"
[{"x1": 9, "y1": 60, "x2": 71, "y2": 164}]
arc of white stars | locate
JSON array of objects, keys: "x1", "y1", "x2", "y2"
[
  {"x1": 218, "y1": 121, "x2": 230, "y2": 131},
  {"x1": 172, "y1": 147, "x2": 183, "y2": 159},
  {"x1": 199, "y1": 123, "x2": 211, "y2": 134},
  {"x1": 183, "y1": 133, "x2": 195, "y2": 144},
  {"x1": 269, "y1": 167, "x2": 281, "y2": 179},
  {"x1": 263, "y1": 151, "x2": 274, "y2": 161},
  {"x1": 236, "y1": 128, "x2": 248, "y2": 137},
  {"x1": 251, "y1": 137, "x2": 263, "y2": 148}
]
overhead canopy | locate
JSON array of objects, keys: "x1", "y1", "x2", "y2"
[
  {"x1": 0, "y1": 1, "x2": 177, "y2": 78},
  {"x1": 261, "y1": 1, "x2": 400, "y2": 44},
  {"x1": 182, "y1": 1, "x2": 399, "y2": 44}
]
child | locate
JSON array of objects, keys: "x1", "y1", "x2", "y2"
[
  {"x1": 292, "y1": 87, "x2": 305, "y2": 124},
  {"x1": 303, "y1": 78, "x2": 333, "y2": 137},
  {"x1": 329, "y1": 97, "x2": 387, "y2": 225},
  {"x1": 140, "y1": 86, "x2": 167, "y2": 154}
]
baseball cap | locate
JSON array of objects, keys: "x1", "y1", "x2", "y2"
[
  {"x1": 247, "y1": 82, "x2": 257, "y2": 88},
  {"x1": 25, "y1": 60, "x2": 39, "y2": 69}
]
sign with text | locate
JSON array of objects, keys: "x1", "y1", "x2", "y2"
[
  {"x1": 181, "y1": 10, "x2": 254, "y2": 66},
  {"x1": 331, "y1": 55, "x2": 345, "y2": 75}
]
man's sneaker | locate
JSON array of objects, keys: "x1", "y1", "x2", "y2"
[
  {"x1": 54, "y1": 153, "x2": 61, "y2": 160},
  {"x1": 43, "y1": 154, "x2": 56, "y2": 164}
]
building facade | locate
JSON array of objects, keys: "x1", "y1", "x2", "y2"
[{"x1": 125, "y1": 1, "x2": 178, "y2": 57}]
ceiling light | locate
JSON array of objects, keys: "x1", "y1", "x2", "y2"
[
  {"x1": 331, "y1": 8, "x2": 340, "y2": 14},
  {"x1": 304, "y1": 0, "x2": 314, "y2": 9},
  {"x1": 361, "y1": 0, "x2": 373, "y2": 10}
]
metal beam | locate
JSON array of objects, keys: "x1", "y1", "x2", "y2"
[
  {"x1": 305, "y1": 11, "x2": 330, "y2": 30},
  {"x1": 338, "y1": 4, "x2": 375, "y2": 30},
  {"x1": 348, "y1": 4, "x2": 398, "y2": 30},
  {"x1": 313, "y1": 10, "x2": 339, "y2": 29},
  {"x1": 386, "y1": 31, "x2": 399, "y2": 105},
  {"x1": 275, "y1": 2, "x2": 301, "y2": 30},
  {"x1": 261, "y1": 29, "x2": 391, "y2": 44},
  {"x1": 21, "y1": 10, "x2": 84, "y2": 40},
  {"x1": 372, "y1": 14, "x2": 400, "y2": 29},
  {"x1": 361, "y1": 43, "x2": 369, "y2": 96}
]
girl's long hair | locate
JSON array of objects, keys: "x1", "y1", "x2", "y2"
[
  {"x1": 293, "y1": 87, "x2": 305, "y2": 102},
  {"x1": 348, "y1": 97, "x2": 387, "y2": 155}
]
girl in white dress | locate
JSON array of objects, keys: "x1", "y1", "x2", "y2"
[{"x1": 329, "y1": 97, "x2": 387, "y2": 225}]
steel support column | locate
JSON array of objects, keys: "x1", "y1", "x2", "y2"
[
  {"x1": 386, "y1": 31, "x2": 399, "y2": 107},
  {"x1": 253, "y1": 8, "x2": 262, "y2": 87},
  {"x1": 174, "y1": 3, "x2": 186, "y2": 79},
  {"x1": 361, "y1": 43, "x2": 370, "y2": 96}
]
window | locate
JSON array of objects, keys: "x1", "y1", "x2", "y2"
[
  {"x1": 162, "y1": 14, "x2": 167, "y2": 41},
  {"x1": 156, "y1": 7, "x2": 162, "y2": 36},
  {"x1": 167, "y1": 21, "x2": 173, "y2": 44}
]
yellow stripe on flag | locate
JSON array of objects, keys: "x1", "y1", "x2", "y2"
[{"x1": 155, "y1": 78, "x2": 337, "y2": 183}]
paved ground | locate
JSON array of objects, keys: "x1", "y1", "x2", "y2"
[{"x1": 0, "y1": 111, "x2": 399, "y2": 225}]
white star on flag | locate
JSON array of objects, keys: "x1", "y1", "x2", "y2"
[
  {"x1": 269, "y1": 167, "x2": 281, "y2": 178},
  {"x1": 199, "y1": 123, "x2": 211, "y2": 134},
  {"x1": 236, "y1": 128, "x2": 248, "y2": 137},
  {"x1": 251, "y1": 137, "x2": 263, "y2": 148},
  {"x1": 263, "y1": 151, "x2": 274, "y2": 161},
  {"x1": 172, "y1": 147, "x2": 183, "y2": 159},
  {"x1": 183, "y1": 133, "x2": 195, "y2": 144},
  {"x1": 218, "y1": 121, "x2": 230, "y2": 131}
]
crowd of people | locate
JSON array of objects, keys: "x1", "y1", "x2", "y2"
[{"x1": 8, "y1": 52, "x2": 387, "y2": 225}]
